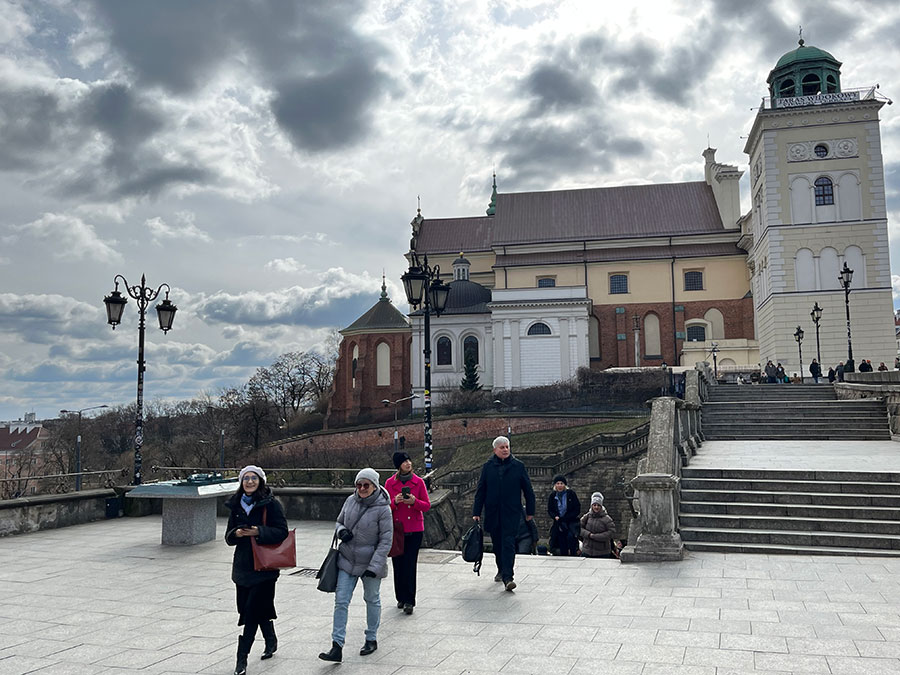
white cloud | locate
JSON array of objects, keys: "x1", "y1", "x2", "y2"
[
  {"x1": 264, "y1": 257, "x2": 306, "y2": 274},
  {"x1": 146, "y1": 212, "x2": 211, "y2": 243},
  {"x1": 13, "y1": 213, "x2": 121, "y2": 262},
  {"x1": 892, "y1": 275, "x2": 900, "y2": 304}
]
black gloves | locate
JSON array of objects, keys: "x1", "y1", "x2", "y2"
[
  {"x1": 363, "y1": 570, "x2": 376, "y2": 578},
  {"x1": 338, "y1": 530, "x2": 354, "y2": 543}
]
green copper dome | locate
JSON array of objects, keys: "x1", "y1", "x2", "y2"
[
  {"x1": 767, "y1": 40, "x2": 842, "y2": 101},
  {"x1": 775, "y1": 43, "x2": 839, "y2": 69}
]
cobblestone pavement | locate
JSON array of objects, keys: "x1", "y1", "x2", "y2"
[{"x1": 3, "y1": 515, "x2": 900, "y2": 674}]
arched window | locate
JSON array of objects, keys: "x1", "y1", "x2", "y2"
[
  {"x1": 527, "y1": 322, "x2": 551, "y2": 336},
  {"x1": 376, "y1": 342, "x2": 390, "y2": 386},
  {"x1": 644, "y1": 314, "x2": 661, "y2": 357},
  {"x1": 589, "y1": 316, "x2": 601, "y2": 360},
  {"x1": 778, "y1": 78, "x2": 795, "y2": 98},
  {"x1": 609, "y1": 274, "x2": 628, "y2": 294},
  {"x1": 436, "y1": 336, "x2": 452, "y2": 365},
  {"x1": 684, "y1": 270, "x2": 703, "y2": 291},
  {"x1": 802, "y1": 73, "x2": 821, "y2": 96},
  {"x1": 826, "y1": 74, "x2": 837, "y2": 93},
  {"x1": 703, "y1": 308, "x2": 725, "y2": 340},
  {"x1": 686, "y1": 325, "x2": 706, "y2": 342},
  {"x1": 795, "y1": 248, "x2": 815, "y2": 291},
  {"x1": 463, "y1": 335, "x2": 479, "y2": 365},
  {"x1": 819, "y1": 247, "x2": 840, "y2": 290},
  {"x1": 843, "y1": 246, "x2": 866, "y2": 287},
  {"x1": 814, "y1": 176, "x2": 834, "y2": 206},
  {"x1": 351, "y1": 344, "x2": 358, "y2": 388},
  {"x1": 537, "y1": 277, "x2": 556, "y2": 288}
]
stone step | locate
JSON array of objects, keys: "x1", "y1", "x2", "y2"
[
  {"x1": 704, "y1": 400, "x2": 881, "y2": 408},
  {"x1": 680, "y1": 500, "x2": 900, "y2": 520},
  {"x1": 703, "y1": 431, "x2": 892, "y2": 441},
  {"x1": 679, "y1": 526, "x2": 900, "y2": 550},
  {"x1": 702, "y1": 420, "x2": 887, "y2": 430},
  {"x1": 682, "y1": 541, "x2": 900, "y2": 557},
  {"x1": 679, "y1": 512, "x2": 900, "y2": 535},
  {"x1": 682, "y1": 468, "x2": 900, "y2": 482},
  {"x1": 681, "y1": 477, "x2": 900, "y2": 494},
  {"x1": 680, "y1": 489, "x2": 900, "y2": 507}
]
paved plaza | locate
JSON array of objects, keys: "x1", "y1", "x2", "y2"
[{"x1": 3, "y1": 511, "x2": 900, "y2": 674}]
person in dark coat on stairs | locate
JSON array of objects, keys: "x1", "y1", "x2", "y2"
[
  {"x1": 809, "y1": 359, "x2": 822, "y2": 383},
  {"x1": 472, "y1": 436, "x2": 536, "y2": 591},
  {"x1": 827, "y1": 366, "x2": 836, "y2": 383},
  {"x1": 224, "y1": 466, "x2": 289, "y2": 675},
  {"x1": 547, "y1": 474, "x2": 581, "y2": 556}
]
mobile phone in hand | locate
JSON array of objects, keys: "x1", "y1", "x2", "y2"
[{"x1": 401, "y1": 486, "x2": 411, "y2": 497}]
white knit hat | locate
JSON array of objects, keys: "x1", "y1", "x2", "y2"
[
  {"x1": 591, "y1": 492, "x2": 604, "y2": 505},
  {"x1": 239, "y1": 465, "x2": 266, "y2": 483},
  {"x1": 355, "y1": 467, "x2": 380, "y2": 486}
]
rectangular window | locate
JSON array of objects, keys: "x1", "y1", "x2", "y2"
[
  {"x1": 537, "y1": 277, "x2": 556, "y2": 288},
  {"x1": 609, "y1": 274, "x2": 628, "y2": 294},
  {"x1": 684, "y1": 270, "x2": 704, "y2": 291}
]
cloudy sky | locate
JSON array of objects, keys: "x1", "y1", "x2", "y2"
[{"x1": 2, "y1": 0, "x2": 899, "y2": 422}]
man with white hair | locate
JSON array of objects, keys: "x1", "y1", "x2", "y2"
[{"x1": 472, "y1": 436, "x2": 536, "y2": 591}]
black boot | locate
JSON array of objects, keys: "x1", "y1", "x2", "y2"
[
  {"x1": 234, "y1": 635, "x2": 253, "y2": 675},
  {"x1": 260, "y1": 621, "x2": 277, "y2": 660},
  {"x1": 318, "y1": 641, "x2": 342, "y2": 662},
  {"x1": 360, "y1": 639, "x2": 378, "y2": 656}
]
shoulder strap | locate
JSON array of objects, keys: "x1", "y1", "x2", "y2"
[{"x1": 262, "y1": 506, "x2": 267, "y2": 526}]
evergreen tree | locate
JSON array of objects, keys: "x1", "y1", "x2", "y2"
[{"x1": 460, "y1": 353, "x2": 482, "y2": 391}]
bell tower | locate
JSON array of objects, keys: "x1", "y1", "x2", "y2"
[{"x1": 744, "y1": 40, "x2": 895, "y2": 374}]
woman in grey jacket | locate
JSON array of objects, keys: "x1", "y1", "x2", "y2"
[{"x1": 319, "y1": 468, "x2": 393, "y2": 663}]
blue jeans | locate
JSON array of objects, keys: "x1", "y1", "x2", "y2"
[{"x1": 332, "y1": 569, "x2": 381, "y2": 647}]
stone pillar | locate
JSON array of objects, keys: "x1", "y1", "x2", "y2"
[{"x1": 619, "y1": 473, "x2": 683, "y2": 562}]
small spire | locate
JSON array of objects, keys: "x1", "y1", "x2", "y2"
[
  {"x1": 486, "y1": 171, "x2": 498, "y2": 216},
  {"x1": 798, "y1": 25, "x2": 804, "y2": 47},
  {"x1": 380, "y1": 272, "x2": 388, "y2": 301}
]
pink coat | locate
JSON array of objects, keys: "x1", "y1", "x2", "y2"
[{"x1": 384, "y1": 472, "x2": 431, "y2": 533}]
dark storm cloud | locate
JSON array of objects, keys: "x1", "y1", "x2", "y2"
[
  {"x1": 272, "y1": 58, "x2": 389, "y2": 152},
  {"x1": 90, "y1": 0, "x2": 392, "y2": 153},
  {"x1": 522, "y1": 62, "x2": 597, "y2": 115},
  {"x1": 0, "y1": 88, "x2": 72, "y2": 170},
  {"x1": 81, "y1": 83, "x2": 164, "y2": 146},
  {"x1": 492, "y1": 117, "x2": 645, "y2": 190},
  {"x1": 0, "y1": 294, "x2": 105, "y2": 345}
]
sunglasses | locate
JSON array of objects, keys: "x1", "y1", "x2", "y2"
[
  {"x1": 242, "y1": 475, "x2": 260, "y2": 482},
  {"x1": 356, "y1": 481, "x2": 373, "y2": 489}
]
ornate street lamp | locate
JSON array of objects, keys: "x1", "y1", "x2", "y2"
[
  {"x1": 710, "y1": 342, "x2": 719, "y2": 380},
  {"x1": 103, "y1": 274, "x2": 177, "y2": 485},
  {"x1": 810, "y1": 302, "x2": 823, "y2": 366},
  {"x1": 794, "y1": 325, "x2": 805, "y2": 383},
  {"x1": 402, "y1": 253, "x2": 450, "y2": 472},
  {"x1": 838, "y1": 262, "x2": 854, "y2": 373},
  {"x1": 59, "y1": 404, "x2": 108, "y2": 491}
]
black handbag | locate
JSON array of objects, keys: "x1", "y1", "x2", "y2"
[
  {"x1": 460, "y1": 522, "x2": 483, "y2": 575},
  {"x1": 316, "y1": 533, "x2": 340, "y2": 593}
]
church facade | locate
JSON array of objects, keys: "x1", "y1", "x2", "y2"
[{"x1": 330, "y1": 40, "x2": 896, "y2": 422}]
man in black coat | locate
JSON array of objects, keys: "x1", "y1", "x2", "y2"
[{"x1": 472, "y1": 436, "x2": 536, "y2": 591}]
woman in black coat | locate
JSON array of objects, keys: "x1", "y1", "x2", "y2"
[
  {"x1": 224, "y1": 465, "x2": 288, "y2": 675},
  {"x1": 547, "y1": 474, "x2": 581, "y2": 556}
]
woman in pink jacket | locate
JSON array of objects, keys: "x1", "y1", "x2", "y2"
[{"x1": 384, "y1": 451, "x2": 431, "y2": 614}]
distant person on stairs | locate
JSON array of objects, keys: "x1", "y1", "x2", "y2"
[
  {"x1": 580, "y1": 492, "x2": 617, "y2": 559},
  {"x1": 809, "y1": 359, "x2": 822, "y2": 383},
  {"x1": 764, "y1": 360, "x2": 777, "y2": 384},
  {"x1": 827, "y1": 366, "x2": 836, "y2": 383},
  {"x1": 547, "y1": 474, "x2": 581, "y2": 556},
  {"x1": 836, "y1": 362, "x2": 845, "y2": 382},
  {"x1": 775, "y1": 363, "x2": 786, "y2": 383}
]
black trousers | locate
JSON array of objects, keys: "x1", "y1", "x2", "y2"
[
  {"x1": 391, "y1": 531, "x2": 423, "y2": 606},
  {"x1": 488, "y1": 527, "x2": 517, "y2": 581}
]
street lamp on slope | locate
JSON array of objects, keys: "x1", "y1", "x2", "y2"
[
  {"x1": 838, "y1": 263, "x2": 855, "y2": 373},
  {"x1": 59, "y1": 404, "x2": 109, "y2": 490},
  {"x1": 794, "y1": 325, "x2": 805, "y2": 383}
]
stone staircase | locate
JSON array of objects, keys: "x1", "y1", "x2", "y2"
[
  {"x1": 703, "y1": 384, "x2": 890, "y2": 440},
  {"x1": 680, "y1": 467, "x2": 900, "y2": 556}
]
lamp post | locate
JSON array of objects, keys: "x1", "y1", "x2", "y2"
[
  {"x1": 838, "y1": 262, "x2": 855, "y2": 373},
  {"x1": 710, "y1": 342, "x2": 719, "y2": 380},
  {"x1": 381, "y1": 394, "x2": 420, "y2": 454},
  {"x1": 104, "y1": 274, "x2": 177, "y2": 485},
  {"x1": 492, "y1": 399, "x2": 512, "y2": 436},
  {"x1": 402, "y1": 254, "x2": 450, "y2": 472},
  {"x1": 59, "y1": 405, "x2": 108, "y2": 490},
  {"x1": 810, "y1": 302, "x2": 823, "y2": 366},
  {"x1": 794, "y1": 325, "x2": 805, "y2": 383}
]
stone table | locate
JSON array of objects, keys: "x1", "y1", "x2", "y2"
[{"x1": 127, "y1": 480, "x2": 237, "y2": 545}]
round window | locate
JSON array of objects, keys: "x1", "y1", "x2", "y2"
[{"x1": 814, "y1": 144, "x2": 828, "y2": 158}]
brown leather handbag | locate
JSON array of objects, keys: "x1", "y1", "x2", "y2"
[
  {"x1": 251, "y1": 507, "x2": 297, "y2": 571},
  {"x1": 388, "y1": 518, "x2": 405, "y2": 557}
]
